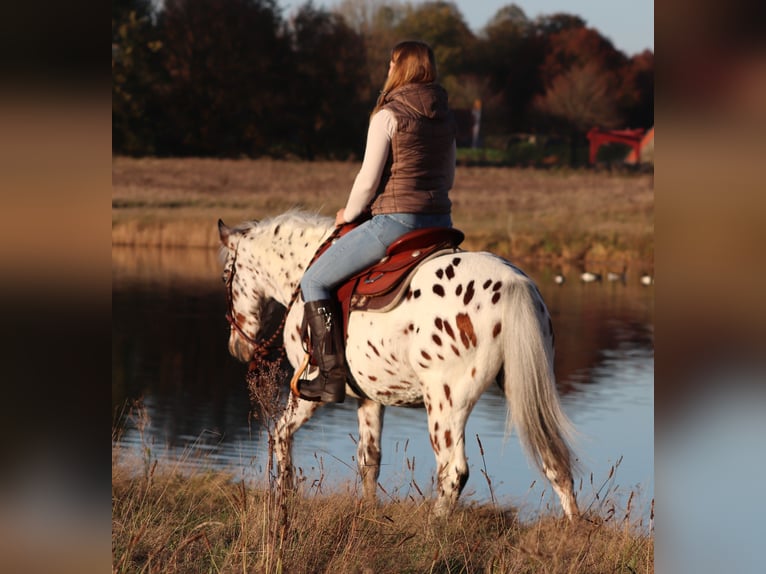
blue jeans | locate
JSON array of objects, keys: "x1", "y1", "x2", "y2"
[{"x1": 300, "y1": 213, "x2": 452, "y2": 302}]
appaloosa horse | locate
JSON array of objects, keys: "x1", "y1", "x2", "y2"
[{"x1": 218, "y1": 210, "x2": 579, "y2": 518}]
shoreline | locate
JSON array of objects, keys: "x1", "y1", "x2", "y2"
[{"x1": 112, "y1": 157, "x2": 654, "y2": 267}]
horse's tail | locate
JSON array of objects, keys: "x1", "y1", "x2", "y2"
[{"x1": 501, "y1": 274, "x2": 578, "y2": 481}]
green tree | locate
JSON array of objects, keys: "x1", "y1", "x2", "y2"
[
  {"x1": 333, "y1": 0, "x2": 403, "y2": 99},
  {"x1": 286, "y1": 3, "x2": 371, "y2": 159},
  {"x1": 533, "y1": 12, "x2": 586, "y2": 36},
  {"x1": 394, "y1": 1, "x2": 475, "y2": 80},
  {"x1": 474, "y1": 4, "x2": 546, "y2": 136},
  {"x1": 112, "y1": 0, "x2": 164, "y2": 154},
  {"x1": 156, "y1": 0, "x2": 290, "y2": 156}
]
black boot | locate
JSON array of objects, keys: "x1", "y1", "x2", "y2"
[{"x1": 299, "y1": 300, "x2": 347, "y2": 403}]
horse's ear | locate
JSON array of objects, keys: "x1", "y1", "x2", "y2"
[{"x1": 218, "y1": 219, "x2": 232, "y2": 247}]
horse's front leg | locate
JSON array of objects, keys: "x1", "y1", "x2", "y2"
[
  {"x1": 356, "y1": 398, "x2": 384, "y2": 505},
  {"x1": 274, "y1": 395, "x2": 320, "y2": 493}
]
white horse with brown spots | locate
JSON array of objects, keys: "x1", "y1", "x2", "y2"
[{"x1": 218, "y1": 211, "x2": 579, "y2": 518}]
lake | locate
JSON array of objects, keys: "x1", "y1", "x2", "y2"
[{"x1": 112, "y1": 246, "x2": 653, "y2": 524}]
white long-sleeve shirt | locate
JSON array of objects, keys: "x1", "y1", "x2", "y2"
[{"x1": 342, "y1": 109, "x2": 456, "y2": 223}]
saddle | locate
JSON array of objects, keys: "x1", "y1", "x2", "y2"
[
  {"x1": 290, "y1": 223, "x2": 464, "y2": 400},
  {"x1": 328, "y1": 224, "x2": 465, "y2": 338}
]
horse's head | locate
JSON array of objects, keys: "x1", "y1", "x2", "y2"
[
  {"x1": 218, "y1": 219, "x2": 271, "y2": 363},
  {"x1": 218, "y1": 212, "x2": 333, "y2": 363}
]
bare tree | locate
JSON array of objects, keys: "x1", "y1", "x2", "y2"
[{"x1": 534, "y1": 61, "x2": 622, "y2": 132}]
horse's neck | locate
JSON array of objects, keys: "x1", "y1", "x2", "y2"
[{"x1": 255, "y1": 222, "x2": 332, "y2": 305}]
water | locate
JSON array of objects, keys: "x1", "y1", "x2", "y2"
[{"x1": 112, "y1": 246, "x2": 654, "y2": 523}]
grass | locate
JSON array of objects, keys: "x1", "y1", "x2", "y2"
[
  {"x1": 112, "y1": 451, "x2": 653, "y2": 574},
  {"x1": 112, "y1": 157, "x2": 653, "y2": 267}
]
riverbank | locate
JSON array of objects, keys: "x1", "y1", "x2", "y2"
[
  {"x1": 112, "y1": 157, "x2": 653, "y2": 267},
  {"x1": 112, "y1": 454, "x2": 653, "y2": 574}
]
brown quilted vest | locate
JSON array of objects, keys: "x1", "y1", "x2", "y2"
[{"x1": 370, "y1": 83, "x2": 455, "y2": 216}]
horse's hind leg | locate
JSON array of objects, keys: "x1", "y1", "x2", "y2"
[
  {"x1": 425, "y1": 394, "x2": 473, "y2": 517},
  {"x1": 274, "y1": 396, "x2": 320, "y2": 492},
  {"x1": 356, "y1": 399, "x2": 384, "y2": 505}
]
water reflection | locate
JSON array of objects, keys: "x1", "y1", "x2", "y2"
[{"x1": 113, "y1": 246, "x2": 653, "y2": 521}]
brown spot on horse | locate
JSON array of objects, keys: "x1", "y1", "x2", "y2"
[
  {"x1": 463, "y1": 280, "x2": 475, "y2": 305},
  {"x1": 456, "y1": 313, "x2": 477, "y2": 348}
]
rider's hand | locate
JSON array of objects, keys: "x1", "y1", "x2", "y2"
[{"x1": 335, "y1": 208, "x2": 346, "y2": 226}]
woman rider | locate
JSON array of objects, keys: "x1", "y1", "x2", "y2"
[{"x1": 298, "y1": 40, "x2": 456, "y2": 403}]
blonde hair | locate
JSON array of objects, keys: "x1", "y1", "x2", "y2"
[{"x1": 372, "y1": 41, "x2": 437, "y2": 115}]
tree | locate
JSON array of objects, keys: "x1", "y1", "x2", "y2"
[
  {"x1": 334, "y1": 0, "x2": 402, "y2": 34},
  {"x1": 112, "y1": 0, "x2": 164, "y2": 155},
  {"x1": 331, "y1": 1, "x2": 405, "y2": 104},
  {"x1": 486, "y1": 3, "x2": 529, "y2": 31},
  {"x1": 533, "y1": 12, "x2": 586, "y2": 36},
  {"x1": 156, "y1": 0, "x2": 290, "y2": 156},
  {"x1": 286, "y1": 3, "x2": 371, "y2": 159},
  {"x1": 534, "y1": 61, "x2": 622, "y2": 132},
  {"x1": 394, "y1": 1, "x2": 475, "y2": 80},
  {"x1": 622, "y1": 50, "x2": 654, "y2": 128},
  {"x1": 474, "y1": 4, "x2": 546, "y2": 135},
  {"x1": 532, "y1": 25, "x2": 634, "y2": 164},
  {"x1": 538, "y1": 26, "x2": 627, "y2": 86}
]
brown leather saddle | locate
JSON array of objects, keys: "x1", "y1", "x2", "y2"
[
  {"x1": 290, "y1": 224, "x2": 464, "y2": 399},
  {"x1": 315, "y1": 223, "x2": 464, "y2": 339}
]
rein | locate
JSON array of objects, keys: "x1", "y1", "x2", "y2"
[{"x1": 225, "y1": 224, "x2": 343, "y2": 370}]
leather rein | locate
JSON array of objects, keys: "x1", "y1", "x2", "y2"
[{"x1": 224, "y1": 225, "x2": 343, "y2": 369}]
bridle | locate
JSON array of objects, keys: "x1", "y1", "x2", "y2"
[{"x1": 224, "y1": 225, "x2": 344, "y2": 370}]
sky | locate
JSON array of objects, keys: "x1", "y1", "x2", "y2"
[{"x1": 312, "y1": 0, "x2": 654, "y2": 57}]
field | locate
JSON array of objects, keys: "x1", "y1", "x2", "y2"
[{"x1": 112, "y1": 157, "x2": 654, "y2": 267}]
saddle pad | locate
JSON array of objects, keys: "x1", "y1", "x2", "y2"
[
  {"x1": 350, "y1": 248, "x2": 459, "y2": 313},
  {"x1": 385, "y1": 227, "x2": 464, "y2": 257},
  {"x1": 354, "y1": 241, "x2": 452, "y2": 297}
]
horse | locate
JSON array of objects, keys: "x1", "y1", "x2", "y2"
[{"x1": 218, "y1": 210, "x2": 580, "y2": 518}]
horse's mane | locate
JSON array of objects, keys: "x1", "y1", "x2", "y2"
[
  {"x1": 218, "y1": 209, "x2": 334, "y2": 264},
  {"x1": 231, "y1": 209, "x2": 333, "y2": 235}
]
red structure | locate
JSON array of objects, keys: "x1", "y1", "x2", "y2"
[{"x1": 587, "y1": 127, "x2": 646, "y2": 164}]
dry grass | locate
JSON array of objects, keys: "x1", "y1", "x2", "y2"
[
  {"x1": 112, "y1": 453, "x2": 653, "y2": 574},
  {"x1": 112, "y1": 157, "x2": 653, "y2": 266}
]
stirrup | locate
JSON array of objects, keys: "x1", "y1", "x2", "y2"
[
  {"x1": 290, "y1": 353, "x2": 346, "y2": 403},
  {"x1": 289, "y1": 353, "x2": 311, "y2": 398}
]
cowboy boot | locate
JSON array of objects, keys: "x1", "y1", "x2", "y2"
[{"x1": 299, "y1": 299, "x2": 347, "y2": 403}]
